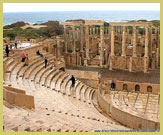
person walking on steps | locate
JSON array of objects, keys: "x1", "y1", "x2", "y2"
[
  {"x1": 14, "y1": 39, "x2": 17, "y2": 49},
  {"x1": 21, "y1": 50, "x2": 26, "y2": 62},
  {"x1": 45, "y1": 56, "x2": 48, "y2": 68},
  {"x1": 24, "y1": 54, "x2": 29, "y2": 66},
  {"x1": 70, "y1": 75, "x2": 75, "y2": 88},
  {"x1": 5, "y1": 45, "x2": 9, "y2": 57},
  {"x1": 70, "y1": 75, "x2": 76, "y2": 96}
]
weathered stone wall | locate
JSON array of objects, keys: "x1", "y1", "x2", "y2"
[
  {"x1": 65, "y1": 69, "x2": 98, "y2": 88},
  {"x1": 111, "y1": 103, "x2": 160, "y2": 130},
  {"x1": 97, "y1": 87, "x2": 111, "y2": 114},
  {"x1": 97, "y1": 85, "x2": 160, "y2": 130},
  {"x1": 111, "y1": 56, "x2": 128, "y2": 70},
  {"x1": 14, "y1": 44, "x2": 43, "y2": 56},
  {"x1": 3, "y1": 86, "x2": 35, "y2": 109},
  {"x1": 102, "y1": 79, "x2": 160, "y2": 94},
  {"x1": 130, "y1": 57, "x2": 144, "y2": 72}
]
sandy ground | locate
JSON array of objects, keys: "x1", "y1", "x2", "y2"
[{"x1": 21, "y1": 24, "x2": 47, "y2": 29}]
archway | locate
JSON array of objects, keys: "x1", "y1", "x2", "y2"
[
  {"x1": 110, "y1": 82, "x2": 116, "y2": 90},
  {"x1": 135, "y1": 84, "x2": 140, "y2": 92},
  {"x1": 123, "y1": 84, "x2": 128, "y2": 91},
  {"x1": 147, "y1": 86, "x2": 152, "y2": 93}
]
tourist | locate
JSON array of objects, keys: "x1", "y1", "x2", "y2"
[
  {"x1": 21, "y1": 50, "x2": 26, "y2": 62},
  {"x1": 111, "y1": 81, "x2": 115, "y2": 90},
  {"x1": 36, "y1": 49, "x2": 40, "y2": 56},
  {"x1": 14, "y1": 40, "x2": 17, "y2": 49},
  {"x1": 10, "y1": 44, "x2": 12, "y2": 50},
  {"x1": 5, "y1": 45, "x2": 9, "y2": 57},
  {"x1": 36, "y1": 49, "x2": 43, "y2": 57},
  {"x1": 24, "y1": 54, "x2": 29, "y2": 66},
  {"x1": 70, "y1": 75, "x2": 75, "y2": 88},
  {"x1": 45, "y1": 56, "x2": 48, "y2": 68}
]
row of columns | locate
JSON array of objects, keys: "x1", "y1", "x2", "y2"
[
  {"x1": 63, "y1": 23, "x2": 159, "y2": 72},
  {"x1": 110, "y1": 25, "x2": 150, "y2": 58},
  {"x1": 64, "y1": 24, "x2": 105, "y2": 66},
  {"x1": 110, "y1": 25, "x2": 151, "y2": 72}
]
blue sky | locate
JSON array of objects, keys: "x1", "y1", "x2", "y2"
[{"x1": 3, "y1": 3, "x2": 160, "y2": 12}]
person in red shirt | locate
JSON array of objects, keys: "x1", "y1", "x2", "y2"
[{"x1": 21, "y1": 50, "x2": 26, "y2": 62}]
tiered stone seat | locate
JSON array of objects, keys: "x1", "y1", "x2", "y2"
[
  {"x1": 111, "y1": 91, "x2": 160, "y2": 121},
  {"x1": 29, "y1": 58, "x2": 55, "y2": 81},
  {"x1": 4, "y1": 50, "x2": 129, "y2": 132}
]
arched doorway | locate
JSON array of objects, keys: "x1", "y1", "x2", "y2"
[
  {"x1": 147, "y1": 86, "x2": 152, "y2": 93},
  {"x1": 135, "y1": 84, "x2": 140, "y2": 92},
  {"x1": 123, "y1": 84, "x2": 128, "y2": 91},
  {"x1": 110, "y1": 82, "x2": 116, "y2": 91}
]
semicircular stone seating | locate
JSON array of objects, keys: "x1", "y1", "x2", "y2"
[
  {"x1": 3, "y1": 49, "x2": 129, "y2": 132},
  {"x1": 108, "y1": 90, "x2": 160, "y2": 122}
]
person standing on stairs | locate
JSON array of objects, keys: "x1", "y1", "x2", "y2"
[
  {"x1": 5, "y1": 45, "x2": 9, "y2": 57},
  {"x1": 70, "y1": 75, "x2": 76, "y2": 97},
  {"x1": 45, "y1": 56, "x2": 48, "y2": 68},
  {"x1": 24, "y1": 54, "x2": 29, "y2": 66},
  {"x1": 21, "y1": 50, "x2": 26, "y2": 62},
  {"x1": 14, "y1": 39, "x2": 17, "y2": 49},
  {"x1": 70, "y1": 75, "x2": 75, "y2": 88}
]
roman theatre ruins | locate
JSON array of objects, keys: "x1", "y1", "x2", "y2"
[{"x1": 3, "y1": 20, "x2": 160, "y2": 132}]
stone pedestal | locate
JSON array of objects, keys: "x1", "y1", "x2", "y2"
[
  {"x1": 144, "y1": 57, "x2": 149, "y2": 73},
  {"x1": 84, "y1": 59, "x2": 88, "y2": 66},
  {"x1": 151, "y1": 52, "x2": 156, "y2": 69},
  {"x1": 109, "y1": 56, "x2": 113, "y2": 70},
  {"x1": 48, "y1": 44, "x2": 54, "y2": 55},
  {"x1": 71, "y1": 53, "x2": 77, "y2": 66},
  {"x1": 129, "y1": 57, "x2": 132, "y2": 72}
]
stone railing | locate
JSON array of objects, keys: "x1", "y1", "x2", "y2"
[
  {"x1": 97, "y1": 83, "x2": 111, "y2": 114},
  {"x1": 13, "y1": 44, "x2": 43, "y2": 55}
]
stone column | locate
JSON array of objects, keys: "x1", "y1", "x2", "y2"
[
  {"x1": 133, "y1": 26, "x2": 137, "y2": 57},
  {"x1": 144, "y1": 26, "x2": 149, "y2": 73},
  {"x1": 149, "y1": 26, "x2": 152, "y2": 57},
  {"x1": 156, "y1": 48, "x2": 160, "y2": 67},
  {"x1": 93, "y1": 26, "x2": 95, "y2": 35},
  {"x1": 111, "y1": 26, "x2": 115, "y2": 56},
  {"x1": 49, "y1": 43, "x2": 54, "y2": 54},
  {"x1": 100, "y1": 25, "x2": 104, "y2": 66},
  {"x1": 89, "y1": 26, "x2": 92, "y2": 35},
  {"x1": 96, "y1": 27, "x2": 99, "y2": 35},
  {"x1": 122, "y1": 26, "x2": 126, "y2": 56},
  {"x1": 110, "y1": 26, "x2": 115, "y2": 70},
  {"x1": 80, "y1": 24, "x2": 84, "y2": 52},
  {"x1": 56, "y1": 37, "x2": 60, "y2": 58},
  {"x1": 157, "y1": 27, "x2": 160, "y2": 49},
  {"x1": 72, "y1": 26, "x2": 76, "y2": 53},
  {"x1": 144, "y1": 26, "x2": 149, "y2": 57},
  {"x1": 64, "y1": 25, "x2": 68, "y2": 53},
  {"x1": 85, "y1": 25, "x2": 90, "y2": 59}
]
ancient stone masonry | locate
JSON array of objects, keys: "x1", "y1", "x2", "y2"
[
  {"x1": 3, "y1": 19, "x2": 160, "y2": 132},
  {"x1": 109, "y1": 22, "x2": 159, "y2": 73},
  {"x1": 60, "y1": 20, "x2": 160, "y2": 73}
]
